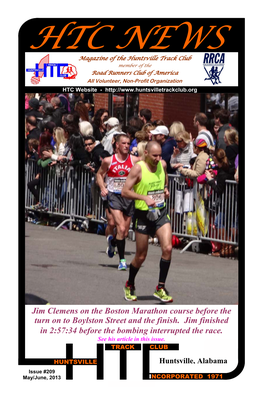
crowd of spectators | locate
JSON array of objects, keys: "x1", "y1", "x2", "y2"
[{"x1": 25, "y1": 92, "x2": 239, "y2": 257}]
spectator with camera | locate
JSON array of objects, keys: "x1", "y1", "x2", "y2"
[
  {"x1": 170, "y1": 130, "x2": 195, "y2": 171},
  {"x1": 178, "y1": 138, "x2": 209, "y2": 179},
  {"x1": 84, "y1": 135, "x2": 110, "y2": 173}
]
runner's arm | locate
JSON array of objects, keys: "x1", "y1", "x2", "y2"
[
  {"x1": 161, "y1": 160, "x2": 170, "y2": 199},
  {"x1": 96, "y1": 157, "x2": 110, "y2": 197}
]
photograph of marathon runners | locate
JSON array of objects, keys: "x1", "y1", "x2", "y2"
[{"x1": 24, "y1": 91, "x2": 240, "y2": 305}]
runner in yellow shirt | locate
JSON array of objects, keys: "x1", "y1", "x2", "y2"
[{"x1": 121, "y1": 141, "x2": 173, "y2": 302}]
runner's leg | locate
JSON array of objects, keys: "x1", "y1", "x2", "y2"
[
  {"x1": 105, "y1": 207, "x2": 115, "y2": 238},
  {"x1": 105, "y1": 208, "x2": 116, "y2": 257},
  {"x1": 109, "y1": 208, "x2": 132, "y2": 270},
  {"x1": 156, "y1": 222, "x2": 172, "y2": 261},
  {"x1": 123, "y1": 214, "x2": 132, "y2": 238},
  {"x1": 129, "y1": 231, "x2": 149, "y2": 283},
  {"x1": 154, "y1": 223, "x2": 173, "y2": 302}
]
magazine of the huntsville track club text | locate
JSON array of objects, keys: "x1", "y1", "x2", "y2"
[{"x1": 20, "y1": 18, "x2": 244, "y2": 382}]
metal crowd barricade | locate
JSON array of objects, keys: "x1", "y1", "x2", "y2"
[
  {"x1": 25, "y1": 161, "x2": 238, "y2": 255},
  {"x1": 25, "y1": 159, "x2": 106, "y2": 230},
  {"x1": 167, "y1": 173, "x2": 238, "y2": 253}
]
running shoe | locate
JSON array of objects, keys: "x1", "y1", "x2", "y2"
[
  {"x1": 124, "y1": 281, "x2": 137, "y2": 301},
  {"x1": 106, "y1": 235, "x2": 115, "y2": 258},
  {"x1": 118, "y1": 259, "x2": 127, "y2": 271},
  {"x1": 153, "y1": 286, "x2": 173, "y2": 303}
]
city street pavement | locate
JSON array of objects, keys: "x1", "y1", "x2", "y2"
[{"x1": 25, "y1": 223, "x2": 238, "y2": 305}]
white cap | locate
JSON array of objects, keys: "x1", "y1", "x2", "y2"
[
  {"x1": 105, "y1": 117, "x2": 119, "y2": 127},
  {"x1": 150, "y1": 125, "x2": 169, "y2": 136},
  {"x1": 79, "y1": 121, "x2": 93, "y2": 136}
]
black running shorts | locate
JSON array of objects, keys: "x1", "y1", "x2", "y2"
[
  {"x1": 133, "y1": 207, "x2": 170, "y2": 238},
  {"x1": 107, "y1": 191, "x2": 135, "y2": 217}
]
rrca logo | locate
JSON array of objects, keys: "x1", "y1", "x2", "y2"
[
  {"x1": 203, "y1": 53, "x2": 225, "y2": 85},
  {"x1": 26, "y1": 54, "x2": 77, "y2": 85}
]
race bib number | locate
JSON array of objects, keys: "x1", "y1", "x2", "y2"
[
  {"x1": 147, "y1": 189, "x2": 165, "y2": 208},
  {"x1": 113, "y1": 178, "x2": 126, "y2": 193}
]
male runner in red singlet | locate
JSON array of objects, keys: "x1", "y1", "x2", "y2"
[{"x1": 96, "y1": 133, "x2": 139, "y2": 270}]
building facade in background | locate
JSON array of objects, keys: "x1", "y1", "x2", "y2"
[{"x1": 94, "y1": 92, "x2": 238, "y2": 134}]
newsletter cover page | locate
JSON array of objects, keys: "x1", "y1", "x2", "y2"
[
  {"x1": 5, "y1": 4, "x2": 259, "y2": 399},
  {"x1": 19, "y1": 17, "x2": 244, "y2": 384}
]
